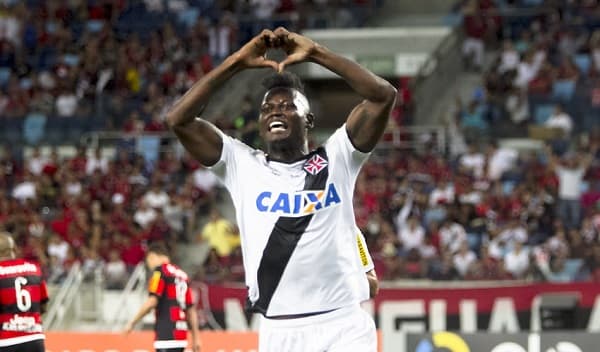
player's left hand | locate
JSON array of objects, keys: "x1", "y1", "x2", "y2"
[{"x1": 274, "y1": 27, "x2": 317, "y2": 73}]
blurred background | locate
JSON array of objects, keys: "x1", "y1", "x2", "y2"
[{"x1": 1, "y1": 0, "x2": 600, "y2": 351}]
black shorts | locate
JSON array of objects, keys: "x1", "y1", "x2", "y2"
[
  {"x1": 4, "y1": 339, "x2": 45, "y2": 352},
  {"x1": 156, "y1": 349, "x2": 184, "y2": 352}
]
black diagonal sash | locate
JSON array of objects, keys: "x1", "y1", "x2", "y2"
[{"x1": 249, "y1": 147, "x2": 329, "y2": 316}]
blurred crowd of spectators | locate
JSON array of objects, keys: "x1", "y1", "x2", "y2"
[
  {"x1": 0, "y1": 0, "x2": 383, "y2": 287},
  {"x1": 458, "y1": 0, "x2": 600, "y2": 140},
  {"x1": 0, "y1": 144, "x2": 223, "y2": 288},
  {"x1": 337, "y1": 0, "x2": 600, "y2": 284},
  {"x1": 196, "y1": 133, "x2": 600, "y2": 285},
  {"x1": 5, "y1": 132, "x2": 600, "y2": 288},
  {"x1": 5, "y1": 0, "x2": 600, "y2": 290},
  {"x1": 0, "y1": 0, "x2": 381, "y2": 144},
  {"x1": 354, "y1": 137, "x2": 600, "y2": 282},
  {"x1": 192, "y1": 0, "x2": 600, "y2": 286}
]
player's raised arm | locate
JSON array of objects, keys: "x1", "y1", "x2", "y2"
[
  {"x1": 274, "y1": 27, "x2": 397, "y2": 153},
  {"x1": 166, "y1": 30, "x2": 280, "y2": 166}
]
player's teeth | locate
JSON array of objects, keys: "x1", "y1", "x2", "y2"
[{"x1": 270, "y1": 122, "x2": 284, "y2": 130}]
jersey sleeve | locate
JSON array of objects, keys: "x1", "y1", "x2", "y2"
[
  {"x1": 148, "y1": 268, "x2": 165, "y2": 297},
  {"x1": 325, "y1": 124, "x2": 371, "y2": 179},
  {"x1": 356, "y1": 231, "x2": 375, "y2": 272},
  {"x1": 207, "y1": 131, "x2": 254, "y2": 194}
]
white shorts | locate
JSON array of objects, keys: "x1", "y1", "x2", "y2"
[{"x1": 258, "y1": 304, "x2": 377, "y2": 352}]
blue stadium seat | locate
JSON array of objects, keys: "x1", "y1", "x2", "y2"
[
  {"x1": 44, "y1": 116, "x2": 67, "y2": 145},
  {"x1": 137, "y1": 136, "x2": 161, "y2": 165},
  {"x1": 89, "y1": 115, "x2": 108, "y2": 131},
  {"x1": 62, "y1": 54, "x2": 80, "y2": 67},
  {"x1": 584, "y1": 108, "x2": 600, "y2": 130},
  {"x1": 0, "y1": 118, "x2": 23, "y2": 145},
  {"x1": 86, "y1": 20, "x2": 105, "y2": 33},
  {"x1": 177, "y1": 8, "x2": 199, "y2": 28},
  {"x1": 23, "y1": 113, "x2": 47, "y2": 145},
  {"x1": 36, "y1": 47, "x2": 57, "y2": 70},
  {"x1": 502, "y1": 181, "x2": 516, "y2": 195},
  {"x1": 467, "y1": 233, "x2": 482, "y2": 253},
  {"x1": 0, "y1": 68, "x2": 11, "y2": 87},
  {"x1": 70, "y1": 22, "x2": 84, "y2": 41},
  {"x1": 552, "y1": 80, "x2": 576, "y2": 101},
  {"x1": 522, "y1": 0, "x2": 543, "y2": 5},
  {"x1": 534, "y1": 104, "x2": 555, "y2": 124},
  {"x1": 564, "y1": 259, "x2": 583, "y2": 281},
  {"x1": 65, "y1": 116, "x2": 90, "y2": 143},
  {"x1": 574, "y1": 54, "x2": 591, "y2": 74}
]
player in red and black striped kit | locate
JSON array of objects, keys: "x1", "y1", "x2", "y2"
[
  {"x1": 124, "y1": 243, "x2": 201, "y2": 352},
  {"x1": 0, "y1": 232, "x2": 49, "y2": 352}
]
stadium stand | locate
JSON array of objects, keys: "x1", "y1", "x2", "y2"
[
  {"x1": 0, "y1": 0, "x2": 379, "y2": 144},
  {"x1": 0, "y1": 0, "x2": 386, "y2": 290},
  {"x1": 1, "y1": 0, "x2": 599, "y2": 303}
]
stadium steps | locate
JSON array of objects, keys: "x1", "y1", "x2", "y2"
[
  {"x1": 203, "y1": 68, "x2": 270, "y2": 121},
  {"x1": 175, "y1": 191, "x2": 236, "y2": 276},
  {"x1": 48, "y1": 283, "x2": 102, "y2": 330},
  {"x1": 423, "y1": 52, "x2": 496, "y2": 127},
  {"x1": 421, "y1": 70, "x2": 481, "y2": 130}
]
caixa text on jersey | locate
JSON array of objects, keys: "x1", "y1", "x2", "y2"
[{"x1": 255, "y1": 183, "x2": 341, "y2": 216}]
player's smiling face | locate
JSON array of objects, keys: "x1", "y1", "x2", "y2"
[{"x1": 258, "y1": 88, "x2": 310, "y2": 148}]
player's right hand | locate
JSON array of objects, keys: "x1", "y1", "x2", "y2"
[
  {"x1": 192, "y1": 341, "x2": 201, "y2": 352},
  {"x1": 234, "y1": 29, "x2": 279, "y2": 71},
  {"x1": 122, "y1": 321, "x2": 134, "y2": 335},
  {"x1": 274, "y1": 27, "x2": 317, "y2": 73}
]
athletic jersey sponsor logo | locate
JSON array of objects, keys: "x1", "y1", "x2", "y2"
[
  {"x1": 2, "y1": 315, "x2": 42, "y2": 333},
  {"x1": 356, "y1": 234, "x2": 369, "y2": 267},
  {"x1": 255, "y1": 183, "x2": 341, "y2": 216},
  {"x1": 0, "y1": 263, "x2": 38, "y2": 276}
]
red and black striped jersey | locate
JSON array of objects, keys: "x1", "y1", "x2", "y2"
[
  {"x1": 148, "y1": 263, "x2": 193, "y2": 350},
  {"x1": 0, "y1": 258, "x2": 48, "y2": 347}
]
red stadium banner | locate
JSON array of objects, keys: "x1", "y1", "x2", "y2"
[
  {"x1": 43, "y1": 282, "x2": 600, "y2": 352},
  {"x1": 199, "y1": 282, "x2": 600, "y2": 332}
]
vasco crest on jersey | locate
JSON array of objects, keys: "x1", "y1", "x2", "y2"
[{"x1": 303, "y1": 154, "x2": 328, "y2": 175}]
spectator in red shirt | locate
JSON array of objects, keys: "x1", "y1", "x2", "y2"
[
  {"x1": 121, "y1": 235, "x2": 145, "y2": 270},
  {"x1": 462, "y1": 2, "x2": 486, "y2": 71},
  {"x1": 144, "y1": 113, "x2": 167, "y2": 132}
]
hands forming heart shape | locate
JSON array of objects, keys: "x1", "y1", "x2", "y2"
[{"x1": 237, "y1": 27, "x2": 317, "y2": 73}]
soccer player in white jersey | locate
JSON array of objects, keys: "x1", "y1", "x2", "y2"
[{"x1": 166, "y1": 27, "x2": 396, "y2": 352}]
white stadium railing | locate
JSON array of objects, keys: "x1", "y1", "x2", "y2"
[{"x1": 44, "y1": 263, "x2": 83, "y2": 330}]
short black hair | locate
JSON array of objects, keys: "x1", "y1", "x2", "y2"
[
  {"x1": 146, "y1": 242, "x2": 170, "y2": 257},
  {"x1": 262, "y1": 71, "x2": 305, "y2": 94}
]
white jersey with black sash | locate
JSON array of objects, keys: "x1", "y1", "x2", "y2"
[{"x1": 210, "y1": 124, "x2": 371, "y2": 317}]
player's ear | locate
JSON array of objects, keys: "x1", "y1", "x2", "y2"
[{"x1": 305, "y1": 113, "x2": 315, "y2": 129}]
